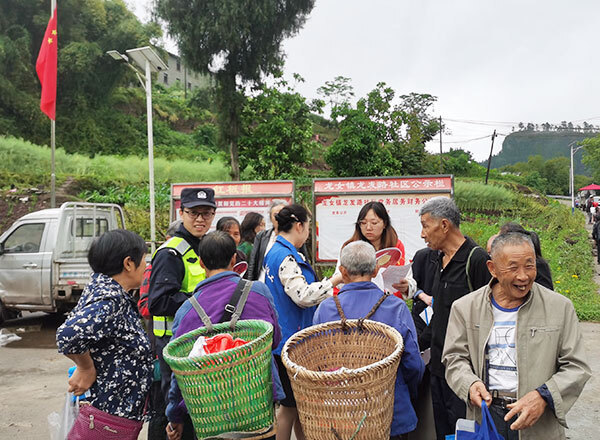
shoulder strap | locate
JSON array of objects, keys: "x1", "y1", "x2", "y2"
[
  {"x1": 334, "y1": 292, "x2": 390, "y2": 330},
  {"x1": 465, "y1": 245, "x2": 482, "y2": 292},
  {"x1": 220, "y1": 279, "x2": 253, "y2": 330},
  {"x1": 189, "y1": 295, "x2": 214, "y2": 333}
]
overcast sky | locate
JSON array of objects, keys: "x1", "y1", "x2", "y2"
[{"x1": 130, "y1": 0, "x2": 600, "y2": 161}]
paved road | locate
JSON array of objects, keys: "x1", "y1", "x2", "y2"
[{"x1": 0, "y1": 312, "x2": 598, "y2": 440}]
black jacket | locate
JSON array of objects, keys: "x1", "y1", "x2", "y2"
[
  {"x1": 535, "y1": 258, "x2": 553, "y2": 290},
  {"x1": 247, "y1": 228, "x2": 274, "y2": 281},
  {"x1": 147, "y1": 225, "x2": 201, "y2": 317},
  {"x1": 428, "y1": 236, "x2": 491, "y2": 377},
  {"x1": 411, "y1": 247, "x2": 438, "y2": 351}
]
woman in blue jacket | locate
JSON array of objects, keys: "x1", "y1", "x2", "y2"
[{"x1": 263, "y1": 204, "x2": 343, "y2": 440}]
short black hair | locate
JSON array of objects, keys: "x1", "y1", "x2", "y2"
[
  {"x1": 216, "y1": 216, "x2": 240, "y2": 233},
  {"x1": 198, "y1": 231, "x2": 236, "y2": 270},
  {"x1": 88, "y1": 229, "x2": 147, "y2": 276},
  {"x1": 275, "y1": 204, "x2": 309, "y2": 233}
]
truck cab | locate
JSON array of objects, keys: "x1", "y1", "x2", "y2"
[{"x1": 0, "y1": 202, "x2": 125, "y2": 323}]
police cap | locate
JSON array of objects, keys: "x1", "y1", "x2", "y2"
[{"x1": 180, "y1": 188, "x2": 217, "y2": 209}]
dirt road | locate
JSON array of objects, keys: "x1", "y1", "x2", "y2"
[{"x1": 0, "y1": 311, "x2": 598, "y2": 440}]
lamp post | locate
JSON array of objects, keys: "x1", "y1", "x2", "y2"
[
  {"x1": 106, "y1": 47, "x2": 167, "y2": 253},
  {"x1": 570, "y1": 141, "x2": 584, "y2": 214}
]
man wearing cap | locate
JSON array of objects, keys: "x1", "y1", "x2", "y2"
[{"x1": 147, "y1": 187, "x2": 216, "y2": 439}]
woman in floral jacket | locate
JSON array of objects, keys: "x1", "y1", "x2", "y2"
[{"x1": 56, "y1": 229, "x2": 153, "y2": 423}]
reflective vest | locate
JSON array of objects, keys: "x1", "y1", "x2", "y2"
[{"x1": 152, "y1": 236, "x2": 205, "y2": 337}]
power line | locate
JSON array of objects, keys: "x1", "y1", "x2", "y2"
[
  {"x1": 431, "y1": 133, "x2": 506, "y2": 144},
  {"x1": 444, "y1": 116, "x2": 600, "y2": 127}
]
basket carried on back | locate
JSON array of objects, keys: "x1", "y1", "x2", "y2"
[
  {"x1": 282, "y1": 319, "x2": 404, "y2": 440},
  {"x1": 163, "y1": 319, "x2": 274, "y2": 439}
]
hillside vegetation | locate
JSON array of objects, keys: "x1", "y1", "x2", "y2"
[{"x1": 490, "y1": 130, "x2": 596, "y2": 174}]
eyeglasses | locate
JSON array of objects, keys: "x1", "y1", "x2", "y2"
[{"x1": 183, "y1": 209, "x2": 215, "y2": 220}]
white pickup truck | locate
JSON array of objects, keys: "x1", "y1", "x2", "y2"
[{"x1": 0, "y1": 202, "x2": 125, "y2": 324}]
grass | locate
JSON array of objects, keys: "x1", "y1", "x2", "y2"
[{"x1": 0, "y1": 136, "x2": 230, "y2": 189}]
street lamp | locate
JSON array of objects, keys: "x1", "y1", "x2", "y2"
[
  {"x1": 106, "y1": 47, "x2": 167, "y2": 252},
  {"x1": 570, "y1": 141, "x2": 584, "y2": 214}
]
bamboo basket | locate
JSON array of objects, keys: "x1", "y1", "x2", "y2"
[
  {"x1": 163, "y1": 319, "x2": 274, "y2": 439},
  {"x1": 281, "y1": 319, "x2": 404, "y2": 440}
]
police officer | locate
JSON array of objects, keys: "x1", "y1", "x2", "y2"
[{"x1": 148, "y1": 187, "x2": 216, "y2": 438}]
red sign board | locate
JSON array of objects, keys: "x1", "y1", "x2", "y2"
[{"x1": 171, "y1": 181, "x2": 295, "y2": 229}]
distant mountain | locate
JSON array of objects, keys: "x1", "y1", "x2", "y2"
[{"x1": 486, "y1": 130, "x2": 598, "y2": 175}]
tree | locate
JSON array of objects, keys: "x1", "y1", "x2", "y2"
[
  {"x1": 326, "y1": 104, "x2": 400, "y2": 177},
  {"x1": 541, "y1": 157, "x2": 569, "y2": 195},
  {"x1": 156, "y1": 0, "x2": 316, "y2": 179},
  {"x1": 582, "y1": 134, "x2": 600, "y2": 182},
  {"x1": 442, "y1": 148, "x2": 483, "y2": 177},
  {"x1": 239, "y1": 76, "x2": 318, "y2": 179},
  {"x1": 316, "y1": 76, "x2": 354, "y2": 123},
  {"x1": 325, "y1": 82, "x2": 439, "y2": 177}
]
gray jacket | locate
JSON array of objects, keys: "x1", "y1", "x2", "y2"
[{"x1": 443, "y1": 281, "x2": 591, "y2": 440}]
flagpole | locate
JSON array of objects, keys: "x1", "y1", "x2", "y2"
[{"x1": 50, "y1": 0, "x2": 56, "y2": 208}]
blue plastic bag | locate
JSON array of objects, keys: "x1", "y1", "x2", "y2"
[{"x1": 455, "y1": 401, "x2": 505, "y2": 440}]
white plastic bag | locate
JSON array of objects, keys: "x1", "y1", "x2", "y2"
[
  {"x1": 48, "y1": 392, "x2": 79, "y2": 440},
  {"x1": 0, "y1": 328, "x2": 22, "y2": 347},
  {"x1": 188, "y1": 335, "x2": 207, "y2": 358}
]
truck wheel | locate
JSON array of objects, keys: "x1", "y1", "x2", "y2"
[{"x1": 0, "y1": 300, "x2": 20, "y2": 326}]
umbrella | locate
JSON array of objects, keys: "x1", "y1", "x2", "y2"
[{"x1": 578, "y1": 184, "x2": 600, "y2": 191}]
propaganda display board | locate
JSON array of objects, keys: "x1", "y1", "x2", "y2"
[
  {"x1": 171, "y1": 181, "x2": 295, "y2": 230},
  {"x1": 313, "y1": 175, "x2": 453, "y2": 263}
]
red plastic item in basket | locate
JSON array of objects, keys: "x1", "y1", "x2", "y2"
[{"x1": 203, "y1": 334, "x2": 249, "y2": 354}]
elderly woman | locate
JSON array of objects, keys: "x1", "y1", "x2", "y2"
[
  {"x1": 56, "y1": 229, "x2": 153, "y2": 437},
  {"x1": 314, "y1": 241, "x2": 424, "y2": 440},
  {"x1": 263, "y1": 204, "x2": 343, "y2": 440}
]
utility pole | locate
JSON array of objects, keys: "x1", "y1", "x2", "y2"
[
  {"x1": 485, "y1": 130, "x2": 497, "y2": 185},
  {"x1": 439, "y1": 116, "x2": 443, "y2": 173}
]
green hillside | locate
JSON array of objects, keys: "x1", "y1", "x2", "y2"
[{"x1": 488, "y1": 131, "x2": 598, "y2": 175}]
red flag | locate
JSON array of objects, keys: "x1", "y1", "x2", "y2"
[{"x1": 36, "y1": 8, "x2": 57, "y2": 120}]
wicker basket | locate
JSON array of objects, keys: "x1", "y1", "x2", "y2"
[
  {"x1": 163, "y1": 319, "x2": 274, "y2": 439},
  {"x1": 281, "y1": 319, "x2": 404, "y2": 440}
]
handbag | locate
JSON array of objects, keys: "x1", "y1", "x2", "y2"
[
  {"x1": 67, "y1": 403, "x2": 143, "y2": 440},
  {"x1": 455, "y1": 401, "x2": 505, "y2": 440}
]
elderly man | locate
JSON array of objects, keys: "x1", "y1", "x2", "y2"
[
  {"x1": 443, "y1": 232, "x2": 591, "y2": 440},
  {"x1": 418, "y1": 196, "x2": 492, "y2": 440},
  {"x1": 313, "y1": 241, "x2": 424, "y2": 439}
]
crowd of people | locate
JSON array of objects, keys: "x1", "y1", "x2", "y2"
[{"x1": 56, "y1": 187, "x2": 592, "y2": 440}]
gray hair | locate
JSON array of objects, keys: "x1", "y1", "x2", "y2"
[
  {"x1": 269, "y1": 199, "x2": 287, "y2": 214},
  {"x1": 166, "y1": 220, "x2": 182, "y2": 238},
  {"x1": 490, "y1": 232, "x2": 535, "y2": 259},
  {"x1": 340, "y1": 241, "x2": 377, "y2": 276},
  {"x1": 419, "y1": 196, "x2": 461, "y2": 227}
]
